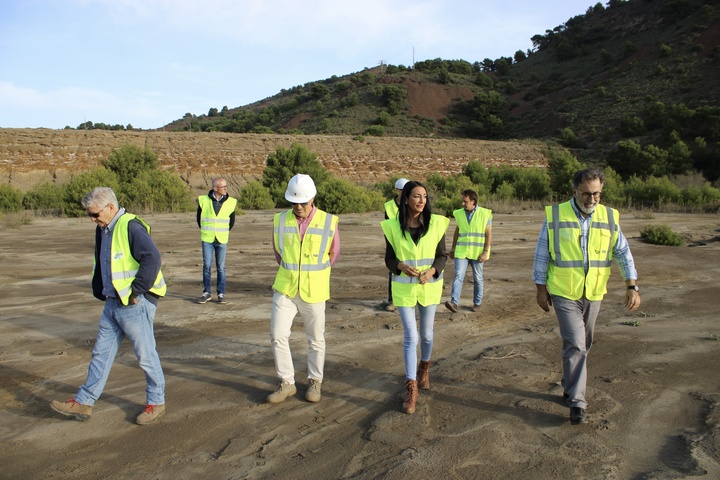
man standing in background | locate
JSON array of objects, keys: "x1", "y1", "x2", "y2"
[
  {"x1": 197, "y1": 177, "x2": 237, "y2": 304},
  {"x1": 445, "y1": 189, "x2": 492, "y2": 313}
]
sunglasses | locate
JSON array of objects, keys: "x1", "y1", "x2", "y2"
[
  {"x1": 87, "y1": 205, "x2": 108, "y2": 218},
  {"x1": 291, "y1": 202, "x2": 309, "y2": 207}
]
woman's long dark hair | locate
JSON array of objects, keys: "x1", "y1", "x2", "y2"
[{"x1": 398, "y1": 180, "x2": 432, "y2": 239}]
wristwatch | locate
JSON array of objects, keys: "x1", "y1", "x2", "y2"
[{"x1": 627, "y1": 285, "x2": 640, "y2": 292}]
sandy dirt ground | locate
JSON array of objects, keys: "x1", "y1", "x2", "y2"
[{"x1": 1, "y1": 208, "x2": 720, "y2": 480}]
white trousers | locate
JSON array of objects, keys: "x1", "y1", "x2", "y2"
[{"x1": 270, "y1": 291, "x2": 326, "y2": 384}]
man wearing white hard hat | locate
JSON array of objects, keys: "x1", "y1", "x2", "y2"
[
  {"x1": 267, "y1": 174, "x2": 340, "y2": 404},
  {"x1": 382, "y1": 177, "x2": 409, "y2": 311}
]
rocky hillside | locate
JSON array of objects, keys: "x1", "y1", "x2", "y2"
[{"x1": 0, "y1": 129, "x2": 547, "y2": 194}]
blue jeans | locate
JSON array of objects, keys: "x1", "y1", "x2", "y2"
[
  {"x1": 398, "y1": 304, "x2": 436, "y2": 380},
  {"x1": 451, "y1": 257, "x2": 484, "y2": 306},
  {"x1": 75, "y1": 296, "x2": 165, "y2": 406},
  {"x1": 202, "y1": 240, "x2": 227, "y2": 294}
]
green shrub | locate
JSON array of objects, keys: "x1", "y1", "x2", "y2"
[
  {"x1": 365, "y1": 125, "x2": 385, "y2": 136},
  {"x1": 122, "y1": 170, "x2": 194, "y2": 213},
  {"x1": 494, "y1": 181, "x2": 515, "y2": 200},
  {"x1": 547, "y1": 149, "x2": 584, "y2": 198},
  {"x1": 640, "y1": 224, "x2": 684, "y2": 246},
  {"x1": 0, "y1": 184, "x2": 24, "y2": 213},
  {"x1": 239, "y1": 180, "x2": 275, "y2": 209},
  {"x1": 625, "y1": 175, "x2": 680, "y2": 207},
  {"x1": 101, "y1": 144, "x2": 158, "y2": 184},
  {"x1": 262, "y1": 144, "x2": 329, "y2": 207},
  {"x1": 22, "y1": 182, "x2": 65, "y2": 213},
  {"x1": 63, "y1": 169, "x2": 120, "y2": 217},
  {"x1": 680, "y1": 183, "x2": 720, "y2": 206},
  {"x1": 600, "y1": 167, "x2": 626, "y2": 207},
  {"x1": 316, "y1": 177, "x2": 384, "y2": 214}
]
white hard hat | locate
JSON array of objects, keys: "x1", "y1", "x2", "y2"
[
  {"x1": 395, "y1": 177, "x2": 409, "y2": 190},
  {"x1": 285, "y1": 174, "x2": 317, "y2": 203}
]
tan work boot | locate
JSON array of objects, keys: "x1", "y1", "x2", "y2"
[
  {"x1": 305, "y1": 379, "x2": 322, "y2": 403},
  {"x1": 267, "y1": 381, "x2": 297, "y2": 404},
  {"x1": 402, "y1": 380, "x2": 418, "y2": 414},
  {"x1": 50, "y1": 398, "x2": 92, "y2": 421},
  {"x1": 136, "y1": 404, "x2": 165, "y2": 425},
  {"x1": 417, "y1": 360, "x2": 431, "y2": 390}
]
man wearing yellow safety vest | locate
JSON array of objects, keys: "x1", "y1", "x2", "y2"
[
  {"x1": 267, "y1": 174, "x2": 340, "y2": 404},
  {"x1": 50, "y1": 187, "x2": 167, "y2": 425},
  {"x1": 381, "y1": 177, "x2": 409, "y2": 312},
  {"x1": 445, "y1": 189, "x2": 492, "y2": 313},
  {"x1": 533, "y1": 169, "x2": 641, "y2": 425},
  {"x1": 197, "y1": 177, "x2": 237, "y2": 305}
]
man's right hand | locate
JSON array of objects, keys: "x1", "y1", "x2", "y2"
[{"x1": 536, "y1": 285, "x2": 552, "y2": 312}]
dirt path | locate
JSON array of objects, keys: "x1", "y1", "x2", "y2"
[{"x1": 1, "y1": 210, "x2": 719, "y2": 479}]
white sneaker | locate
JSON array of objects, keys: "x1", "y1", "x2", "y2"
[
  {"x1": 305, "y1": 379, "x2": 322, "y2": 402},
  {"x1": 267, "y1": 381, "x2": 297, "y2": 404}
]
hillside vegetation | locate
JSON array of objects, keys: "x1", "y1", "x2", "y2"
[{"x1": 154, "y1": 0, "x2": 720, "y2": 184}]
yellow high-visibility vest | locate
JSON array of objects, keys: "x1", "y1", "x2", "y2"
[
  {"x1": 199, "y1": 195, "x2": 237, "y2": 244},
  {"x1": 106, "y1": 214, "x2": 166, "y2": 305},
  {"x1": 381, "y1": 214, "x2": 449, "y2": 307},
  {"x1": 453, "y1": 207, "x2": 492, "y2": 260},
  {"x1": 272, "y1": 209, "x2": 338, "y2": 303},
  {"x1": 546, "y1": 201, "x2": 619, "y2": 301},
  {"x1": 384, "y1": 199, "x2": 399, "y2": 219}
]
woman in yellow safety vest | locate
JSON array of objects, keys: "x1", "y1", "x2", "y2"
[{"x1": 381, "y1": 180, "x2": 449, "y2": 414}]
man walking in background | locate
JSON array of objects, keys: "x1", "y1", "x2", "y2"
[
  {"x1": 382, "y1": 177, "x2": 409, "y2": 312},
  {"x1": 445, "y1": 189, "x2": 492, "y2": 313},
  {"x1": 197, "y1": 177, "x2": 237, "y2": 304},
  {"x1": 267, "y1": 174, "x2": 340, "y2": 404},
  {"x1": 533, "y1": 168, "x2": 641, "y2": 425},
  {"x1": 50, "y1": 187, "x2": 167, "y2": 425}
]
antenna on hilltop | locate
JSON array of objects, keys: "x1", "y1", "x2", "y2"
[
  {"x1": 412, "y1": 47, "x2": 415, "y2": 69},
  {"x1": 379, "y1": 60, "x2": 386, "y2": 73}
]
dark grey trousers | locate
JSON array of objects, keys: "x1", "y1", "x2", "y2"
[{"x1": 552, "y1": 295, "x2": 602, "y2": 409}]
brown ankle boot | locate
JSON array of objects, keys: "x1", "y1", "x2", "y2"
[
  {"x1": 417, "y1": 360, "x2": 431, "y2": 390},
  {"x1": 402, "y1": 380, "x2": 418, "y2": 414}
]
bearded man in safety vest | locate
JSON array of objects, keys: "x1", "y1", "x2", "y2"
[
  {"x1": 197, "y1": 177, "x2": 237, "y2": 305},
  {"x1": 444, "y1": 189, "x2": 492, "y2": 314},
  {"x1": 267, "y1": 174, "x2": 340, "y2": 404},
  {"x1": 50, "y1": 187, "x2": 167, "y2": 425},
  {"x1": 533, "y1": 169, "x2": 641, "y2": 425}
]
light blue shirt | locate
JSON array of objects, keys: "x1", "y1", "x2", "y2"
[{"x1": 532, "y1": 200, "x2": 637, "y2": 285}]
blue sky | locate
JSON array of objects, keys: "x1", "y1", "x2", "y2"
[{"x1": 0, "y1": 0, "x2": 594, "y2": 130}]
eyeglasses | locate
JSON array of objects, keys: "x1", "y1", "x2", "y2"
[
  {"x1": 578, "y1": 191, "x2": 602, "y2": 200},
  {"x1": 87, "y1": 205, "x2": 108, "y2": 218},
  {"x1": 214, "y1": 185, "x2": 227, "y2": 189},
  {"x1": 291, "y1": 202, "x2": 309, "y2": 207}
]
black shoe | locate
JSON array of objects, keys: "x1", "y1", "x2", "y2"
[{"x1": 570, "y1": 407, "x2": 587, "y2": 425}]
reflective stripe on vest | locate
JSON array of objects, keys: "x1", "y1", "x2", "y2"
[
  {"x1": 272, "y1": 209, "x2": 338, "y2": 303},
  {"x1": 108, "y1": 214, "x2": 166, "y2": 305},
  {"x1": 453, "y1": 207, "x2": 491, "y2": 260},
  {"x1": 381, "y1": 214, "x2": 449, "y2": 307},
  {"x1": 199, "y1": 195, "x2": 237, "y2": 244},
  {"x1": 546, "y1": 201, "x2": 619, "y2": 301},
  {"x1": 384, "y1": 199, "x2": 399, "y2": 219}
]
